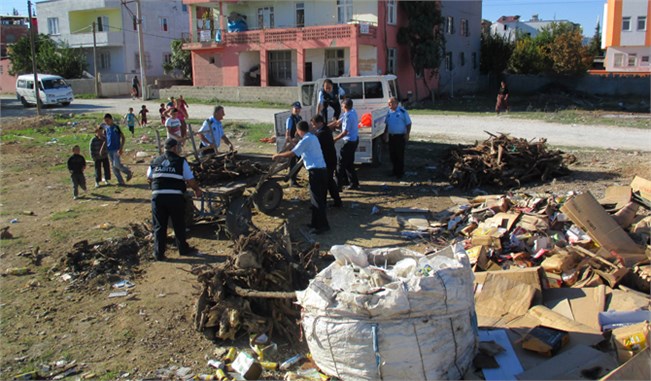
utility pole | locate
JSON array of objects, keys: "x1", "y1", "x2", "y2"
[
  {"x1": 135, "y1": 0, "x2": 147, "y2": 100},
  {"x1": 92, "y1": 21, "x2": 99, "y2": 97},
  {"x1": 27, "y1": 0, "x2": 42, "y2": 115}
]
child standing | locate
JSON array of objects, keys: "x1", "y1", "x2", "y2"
[
  {"x1": 123, "y1": 107, "x2": 140, "y2": 137},
  {"x1": 89, "y1": 126, "x2": 110, "y2": 187},
  {"x1": 67, "y1": 145, "x2": 87, "y2": 199},
  {"x1": 138, "y1": 105, "x2": 150, "y2": 127},
  {"x1": 158, "y1": 103, "x2": 166, "y2": 126}
]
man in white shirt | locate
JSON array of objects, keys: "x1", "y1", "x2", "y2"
[{"x1": 198, "y1": 105, "x2": 234, "y2": 156}]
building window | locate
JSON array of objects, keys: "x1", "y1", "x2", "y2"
[
  {"x1": 622, "y1": 17, "x2": 631, "y2": 31},
  {"x1": 296, "y1": 3, "x2": 304, "y2": 28},
  {"x1": 613, "y1": 53, "x2": 625, "y2": 67},
  {"x1": 163, "y1": 52, "x2": 172, "y2": 64},
  {"x1": 99, "y1": 51, "x2": 111, "y2": 69},
  {"x1": 47, "y1": 17, "x2": 59, "y2": 35},
  {"x1": 268, "y1": 50, "x2": 291, "y2": 80},
  {"x1": 638, "y1": 16, "x2": 647, "y2": 31},
  {"x1": 387, "y1": 0, "x2": 397, "y2": 25},
  {"x1": 258, "y1": 7, "x2": 275, "y2": 28},
  {"x1": 461, "y1": 18, "x2": 469, "y2": 37},
  {"x1": 641, "y1": 56, "x2": 650, "y2": 66},
  {"x1": 160, "y1": 17, "x2": 168, "y2": 32},
  {"x1": 628, "y1": 54, "x2": 637, "y2": 66},
  {"x1": 337, "y1": 0, "x2": 353, "y2": 24},
  {"x1": 387, "y1": 48, "x2": 397, "y2": 74},
  {"x1": 472, "y1": 52, "x2": 477, "y2": 69},
  {"x1": 325, "y1": 49, "x2": 345, "y2": 77},
  {"x1": 182, "y1": 4, "x2": 188, "y2": 12},
  {"x1": 445, "y1": 16, "x2": 455, "y2": 34},
  {"x1": 135, "y1": 52, "x2": 151, "y2": 70},
  {"x1": 97, "y1": 16, "x2": 109, "y2": 32},
  {"x1": 445, "y1": 52, "x2": 453, "y2": 71},
  {"x1": 459, "y1": 52, "x2": 465, "y2": 67}
]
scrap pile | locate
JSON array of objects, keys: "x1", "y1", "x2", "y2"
[
  {"x1": 419, "y1": 176, "x2": 651, "y2": 379},
  {"x1": 190, "y1": 152, "x2": 269, "y2": 186},
  {"x1": 61, "y1": 223, "x2": 153, "y2": 288},
  {"x1": 193, "y1": 225, "x2": 320, "y2": 343},
  {"x1": 443, "y1": 132, "x2": 576, "y2": 189}
]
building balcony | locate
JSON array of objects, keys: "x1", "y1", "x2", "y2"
[
  {"x1": 66, "y1": 31, "x2": 124, "y2": 48},
  {"x1": 182, "y1": 23, "x2": 377, "y2": 51}
]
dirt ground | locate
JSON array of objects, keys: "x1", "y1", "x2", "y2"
[{"x1": 0, "y1": 114, "x2": 649, "y2": 380}]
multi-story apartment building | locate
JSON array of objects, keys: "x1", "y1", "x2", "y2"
[
  {"x1": 0, "y1": 15, "x2": 36, "y2": 93},
  {"x1": 489, "y1": 14, "x2": 580, "y2": 41},
  {"x1": 602, "y1": 0, "x2": 651, "y2": 72},
  {"x1": 182, "y1": 0, "x2": 482, "y2": 99},
  {"x1": 36, "y1": 0, "x2": 189, "y2": 78}
]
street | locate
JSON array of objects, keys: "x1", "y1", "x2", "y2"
[{"x1": 1, "y1": 95, "x2": 649, "y2": 151}]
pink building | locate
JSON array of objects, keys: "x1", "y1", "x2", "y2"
[{"x1": 181, "y1": 1, "x2": 481, "y2": 100}]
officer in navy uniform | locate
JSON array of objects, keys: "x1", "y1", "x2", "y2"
[
  {"x1": 273, "y1": 121, "x2": 330, "y2": 234},
  {"x1": 285, "y1": 101, "x2": 303, "y2": 187},
  {"x1": 147, "y1": 138, "x2": 202, "y2": 260},
  {"x1": 383, "y1": 97, "x2": 412, "y2": 179},
  {"x1": 317, "y1": 78, "x2": 345, "y2": 123}
]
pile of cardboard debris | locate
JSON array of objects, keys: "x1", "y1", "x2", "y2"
[
  {"x1": 443, "y1": 133, "x2": 576, "y2": 189},
  {"x1": 190, "y1": 152, "x2": 269, "y2": 186},
  {"x1": 60, "y1": 223, "x2": 153, "y2": 289},
  {"x1": 426, "y1": 176, "x2": 651, "y2": 379},
  {"x1": 192, "y1": 225, "x2": 320, "y2": 344}
]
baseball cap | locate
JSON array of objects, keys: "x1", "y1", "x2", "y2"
[
  {"x1": 164, "y1": 138, "x2": 179, "y2": 150},
  {"x1": 291, "y1": 101, "x2": 302, "y2": 109}
]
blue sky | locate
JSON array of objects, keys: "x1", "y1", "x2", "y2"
[{"x1": 2, "y1": 0, "x2": 605, "y2": 36}]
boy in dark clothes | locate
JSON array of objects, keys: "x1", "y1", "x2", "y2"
[
  {"x1": 89, "y1": 126, "x2": 110, "y2": 187},
  {"x1": 67, "y1": 145, "x2": 87, "y2": 199}
]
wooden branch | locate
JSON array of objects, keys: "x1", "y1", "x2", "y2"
[{"x1": 233, "y1": 286, "x2": 296, "y2": 299}]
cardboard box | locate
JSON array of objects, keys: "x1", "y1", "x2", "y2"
[
  {"x1": 599, "y1": 185, "x2": 632, "y2": 211},
  {"x1": 630, "y1": 175, "x2": 651, "y2": 202},
  {"x1": 521, "y1": 326, "x2": 570, "y2": 357},
  {"x1": 601, "y1": 347, "x2": 650, "y2": 380},
  {"x1": 560, "y1": 192, "x2": 644, "y2": 255},
  {"x1": 612, "y1": 321, "x2": 650, "y2": 363}
]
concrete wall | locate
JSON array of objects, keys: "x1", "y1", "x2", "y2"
[
  {"x1": 488, "y1": 73, "x2": 651, "y2": 96},
  {"x1": 160, "y1": 85, "x2": 297, "y2": 104}
]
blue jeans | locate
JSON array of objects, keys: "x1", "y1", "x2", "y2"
[{"x1": 108, "y1": 150, "x2": 132, "y2": 184}]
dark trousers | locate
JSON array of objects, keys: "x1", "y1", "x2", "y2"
[
  {"x1": 71, "y1": 172, "x2": 86, "y2": 197},
  {"x1": 320, "y1": 101, "x2": 341, "y2": 123},
  {"x1": 308, "y1": 168, "x2": 329, "y2": 229},
  {"x1": 288, "y1": 155, "x2": 302, "y2": 184},
  {"x1": 336, "y1": 139, "x2": 359, "y2": 188},
  {"x1": 326, "y1": 164, "x2": 342, "y2": 204},
  {"x1": 152, "y1": 194, "x2": 190, "y2": 259},
  {"x1": 388, "y1": 134, "x2": 406, "y2": 178},
  {"x1": 94, "y1": 158, "x2": 111, "y2": 182}
]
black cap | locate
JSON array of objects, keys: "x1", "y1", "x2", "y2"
[
  {"x1": 291, "y1": 101, "x2": 301, "y2": 109},
  {"x1": 104, "y1": 113, "x2": 113, "y2": 119},
  {"x1": 164, "y1": 138, "x2": 179, "y2": 150}
]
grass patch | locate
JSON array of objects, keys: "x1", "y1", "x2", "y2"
[
  {"x1": 225, "y1": 122, "x2": 274, "y2": 143},
  {"x1": 98, "y1": 370, "x2": 121, "y2": 381},
  {"x1": 51, "y1": 209, "x2": 80, "y2": 221},
  {"x1": 74, "y1": 93, "x2": 97, "y2": 99},
  {"x1": 158, "y1": 97, "x2": 286, "y2": 109}
]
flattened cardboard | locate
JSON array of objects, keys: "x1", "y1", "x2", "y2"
[
  {"x1": 475, "y1": 276, "x2": 536, "y2": 326},
  {"x1": 599, "y1": 186, "x2": 632, "y2": 211},
  {"x1": 543, "y1": 286, "x2": 606, "y2": 331},
  {"x1": 606, "y1": 288, "x2": 651, "y2": 312},
  {"x1": 517, "y1": 214, "x2": 549, "y2": 232},
  {"x1": 515, "y1": 344, "x2": 618, "y2": 380},
  {"x1": 484, "y1": 212, "x2": 521, "y2": 232},
  {"x1": 601, "y1": 347, "x2": 651, "y2": 380},
  {"x1": 474, "y1": 267, "x2": 546, "y2": 305},
  {"x1": 630, "y1": 175, "x2": 651, "y2": 202},
  {"x1": 560, "y1": 192, "x2": 644, "y2": 255}
]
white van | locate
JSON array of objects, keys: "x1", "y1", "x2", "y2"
[
  {"x1": 16, "y1": 74, "x2": 74, "y2": 107},
  {"x1": 274, "y1": 75, "x2": 399, "y2": 165}
]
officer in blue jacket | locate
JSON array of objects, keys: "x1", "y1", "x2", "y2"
[
  {"x1": 147, "y1": 138, "x2": 202, "y2": 260},
  {"x1": 383, "y1": 97, "x2": 412, "y2": 178}
]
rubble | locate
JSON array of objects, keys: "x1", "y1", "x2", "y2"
[
  {"x1": 443, "y1": 132, "x2": 576, "y2": 189},
  {"x1": 193, "y1": 225, "x2": 319, "y2": 343},
  {"x1": 190, "y1": 152, "x2": 270, "y2": 186}
]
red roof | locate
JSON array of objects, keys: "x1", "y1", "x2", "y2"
[{"x1": 496, "y1": 16, "x2": 520, "y2": 24}]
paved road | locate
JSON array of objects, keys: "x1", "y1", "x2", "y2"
[{"x1": 2, "y1": 96, "x2": 650, "y2": 151}]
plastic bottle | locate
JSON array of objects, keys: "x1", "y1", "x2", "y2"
[{"x1": 279, "y1": 354, "x2": 304, "y2": 370}]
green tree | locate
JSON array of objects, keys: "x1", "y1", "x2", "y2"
[
  {"x1": 480, "y1": 32, "x2": 514, "y2": 74},
  {"x1": 588, "y1": 22, "x2": 603, "y2": 57},
  {"x1": 507, "y1": 35, "x2": 543, "y2": 74},
  {"x1": 163, "y1": 39, "x2": 192, "y2": 79},
  {"x1": 8, "y1": 33, "x2": 86, "y2": 78},
  {"x1": 536, "y1": 22, "x2": 592, "y2": 75},
  {"x1": 397, "y1": 1, "x2": 444, "y2": 99}
]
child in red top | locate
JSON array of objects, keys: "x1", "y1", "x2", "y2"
[
  {"x1": 158, "y1": 103, "x2": 166, "y2": 126},
  {"x1": 139, "y1": 105, "x2": 150, "y2": 127}
]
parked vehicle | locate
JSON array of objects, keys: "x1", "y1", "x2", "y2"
[
  {"x1": 274, "y1": 75, "x2": 399, "y2": 165},
  {"x1": 16, "y1": 74, "x2": 74, "y2": 107}
]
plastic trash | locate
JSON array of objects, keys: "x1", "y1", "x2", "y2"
[
  {"x1": 330, "y1": 245, "x2": 368, "y2": 268},
  {"x1": 112, "y1": 280, "x2": 135, "y2": 289},
  {"x1": 279, "y1": 354, "x2": 304, "y2": 371},
  {"x1": 599, "y1": 310, "x2": 651, "y2": 331}
]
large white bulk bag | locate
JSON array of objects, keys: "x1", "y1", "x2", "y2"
[{"x1": 297, "y1": 244, "x2": 478, "y2": 381}]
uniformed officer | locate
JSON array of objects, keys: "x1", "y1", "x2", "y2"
[
  {"x1": 317, "y1": 78, "x2": 345, "y2": 123},
  {"x1": 198, "y1": 105, "x2": 234, "y2": 156},
  {"x1": 285, "y1": 101, "x2": 303, "y2": 187},
  {"x1": 147, "y1": 138, "x2": 203, "y2": 260},
  {"x1": 383, "y1": 97, "x2": 412, "y2": 178},
  {"x1": 331, "y1": 98, "x2": 360, "y2": 190},
  {"x1": 272, "y1": 121, "x2": 330, "y2": 234}
]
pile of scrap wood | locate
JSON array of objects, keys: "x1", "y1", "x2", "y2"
[
  {"x1": 190, "y1": 152, "x2": 269, "y2": 186},
  {"x1": 443, "y1": 132, "x2": 576, "y2": 189},
  {"x1": 61, "y1": 223, "x2": 153, "y2": 288},
  {"x1": 192, "y1": 225, "x2": 320, "y2": 343}
]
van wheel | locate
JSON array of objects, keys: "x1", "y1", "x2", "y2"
[
  {"x1": 371, "y1": 137, "x2": 383, "y2": 167},
  {"x1": 61, "y1": 102, "x2": 71, "y2": 106},
  {"x1": 20, "y1": 97, "x2": 30, "y2": 107}
]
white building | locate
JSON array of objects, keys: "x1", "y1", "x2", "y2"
[
  {"x1": 490, "y1": 14, "x2": 580, "y2": 41},
  {"x1": 36, "y1": 0, "x2": 189, "y2": 78},
  {"x1": 602, "y1": 0, "x2": 650, "y2": 72}
]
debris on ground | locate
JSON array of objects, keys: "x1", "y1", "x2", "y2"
[
  {"x1": 190, "y1": 152, "x2": 270, "y2": 185},
  {"x1": 193, "y1": 224, "x2": 319, "y2": 344},
  {"x1": 443, "y1": 132, "x2": 576, "y2": 189},
  {"x1": 60, "y1": 223, "x2": 153, "y2": 289},
  {"x1": 1, "y1": 226, "x2": 13, "y2": 239}
]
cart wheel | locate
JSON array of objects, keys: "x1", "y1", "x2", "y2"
[
  {"x1": 253, "y1": 180, "x2": 283, "y2": 214},
  {"x1": 225, "y1": 197, "x2": 252, "y2": 237}
]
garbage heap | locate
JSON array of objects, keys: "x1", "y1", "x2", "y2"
[
  {"x1": 193, "y1": 226, "x2": 319, "y2": 343},
  {"x1": 190, "y1": 152, "x2": 269, "y2": 185},
  {"x1": 418, "y1": 176, "x2": 650, "y2": 379},
  {"x1": 442, "y1": 133, "x2": 576, "y2": 189},
  {"x1": 298, "y1": 244, "x2": 477, "y2": 381},
  {"x1": 60, "y1": 223, "x2": 153, "y2": 289}
]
